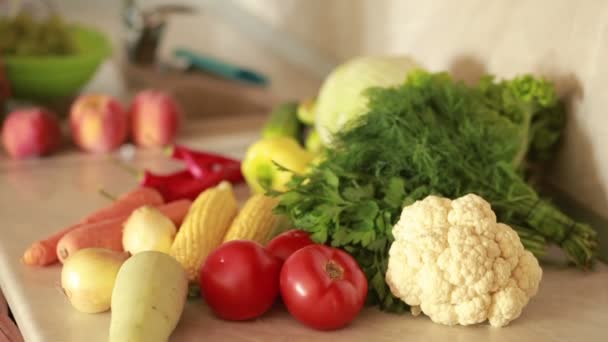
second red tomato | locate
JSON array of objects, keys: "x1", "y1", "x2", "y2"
[
  {"x1": 266, "y1": 229, "x2": 314, "y2": 262},
  {"x1": 280, "y1": 245, "x2": 368, "y2": 330}
]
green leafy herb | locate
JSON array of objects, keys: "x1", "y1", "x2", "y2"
[{"x1": 275, "y1": 70, "x2": 597, "y2": 312}]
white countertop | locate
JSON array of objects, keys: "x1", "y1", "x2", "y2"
[{"x1": 1, "y1": 118, "x2": 607, "y2": 342}]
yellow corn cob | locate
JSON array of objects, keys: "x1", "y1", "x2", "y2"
[
  {"x1": 223, "y1": 194, "x2": 280, "y2": 244},
  {"x1": 170, "y1": 181, "x2": 238, "y2": 281}
]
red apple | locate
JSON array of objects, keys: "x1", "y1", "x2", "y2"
[
  {"x1": 70, "y1": 94, "x2": 128, "y2": 153},
  {"x1": 129, "y1": 90, "x2": 181, "y2": 147},
  {"x1": 1, "y1": 107, "x2": 62, "y2": 159}
]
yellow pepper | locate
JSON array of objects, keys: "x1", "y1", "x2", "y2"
[{"x1": 242, "y1": 137, "x2": 315, "y2": 193}]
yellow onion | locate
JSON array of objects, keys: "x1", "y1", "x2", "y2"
[
  {"x1": 61, "y1": 248, "x2": 128, "y2": 313},
  {"x1": 122, "y1": 206, "x2": 176, "y2": 255}
]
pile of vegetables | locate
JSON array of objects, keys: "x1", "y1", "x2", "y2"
[
  {"x1": 22, "y1": 145, "x2": 244, "y2": 267},
  {"x1": 274, "y1": 69, "x2": 598, "y2": 312},
  {"x1": 18, "y1": 53, "x2": 604, "y2": 334},
  {"x1": 201, "y1": 231, "x2": 367, "y2": 331},
  {"x1": 25, "y1": 143, "x2": 317, "y2": 339},
  {"x1": 40, "y1": 173, "x2": 368, "y2": 337}
]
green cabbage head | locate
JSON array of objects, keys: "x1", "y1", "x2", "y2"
[{"x1": 315, "y1": 56, "x2": 421, "y2": 144}]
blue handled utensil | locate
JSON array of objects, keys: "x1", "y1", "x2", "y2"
[{"x1": 174, "y1": 48, "x2": 269, "y2": 86}]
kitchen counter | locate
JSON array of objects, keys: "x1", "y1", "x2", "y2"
[{"x1": 1, "y1": 117, "x2": 607, "y2": 342}]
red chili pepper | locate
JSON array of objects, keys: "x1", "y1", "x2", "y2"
[
  {"x1": 175, "y1": 145, "x2": 244, "y2": 184},
  {"x1": 180, "y1": 151, "x2": 213, "y2": 179},
  {"x1": 214, "y1": 162, "x2": 244, "y2": 183},
  {"x1": 139, "y1": 169, "x2": 192, "y2": 188},
  {"x1": 160, "y1": 177, "x2": 208, "y2": 202},
  {"x1": 113, "y1": 146, "x2": 245, "y2": 201},
  {"x1": 112, "y1": 158, "x2": 194, "y2": 191},
  {"x1": 161, "y1": 165, "x2": 242, "y2": 201},
  {"x1": 166, "y1": 144, "x2": 240, "y2": 166},
  {"x1": 180, "y1": 151, "x2": 242, "y2": 179}
]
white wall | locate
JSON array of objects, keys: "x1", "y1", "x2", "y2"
[
  {"x1": 54, "y1": 0, "x2": 608, "y2": 217},
  {"x1": 232, "y1": 0, "x2": 608, "y2": 218},
  {"x1": 54, "y1": 0, "x2": 324, "y2": 100}
]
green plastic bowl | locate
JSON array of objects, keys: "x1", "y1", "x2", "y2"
[{"x1": 3, "y1": 25, "x2": 111, "y2": 101}]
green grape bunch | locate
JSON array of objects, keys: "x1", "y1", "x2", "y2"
[{"x1": 0, "y1": 12, "x2": 75, "y2": 56}]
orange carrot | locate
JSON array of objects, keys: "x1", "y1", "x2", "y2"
[
  {"x1": 56, "y1": 199, "x2": 192, "y2": 263},
  {"x1": 83, "y1": 187, "x2": 164, "y2": 223},
  {"x1": 22, "y1": 187, "x2": 164, "y2": 267}
]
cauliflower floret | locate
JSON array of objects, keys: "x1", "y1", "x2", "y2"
[{"x1": 386, "y1": 193, "x2": 542, "y2": 327}]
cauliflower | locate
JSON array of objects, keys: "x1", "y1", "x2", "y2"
[{"x1": 385, "y1": 194, "x2": 542, "y2": 327}]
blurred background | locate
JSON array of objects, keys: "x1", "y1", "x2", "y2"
[{"x1": 1, "y1": 0, "x2": 607, "y2": 219}]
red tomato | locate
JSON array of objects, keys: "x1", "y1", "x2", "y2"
[
  {"x1": 200, "y1": 240, "x2": 281, "y2": 320},
  {"x1": 280, "y1": 245, "x2": 368, "y2": 330},
  {"x1": 266, "y1": 229, "x2": 314, "y2": 262}
]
